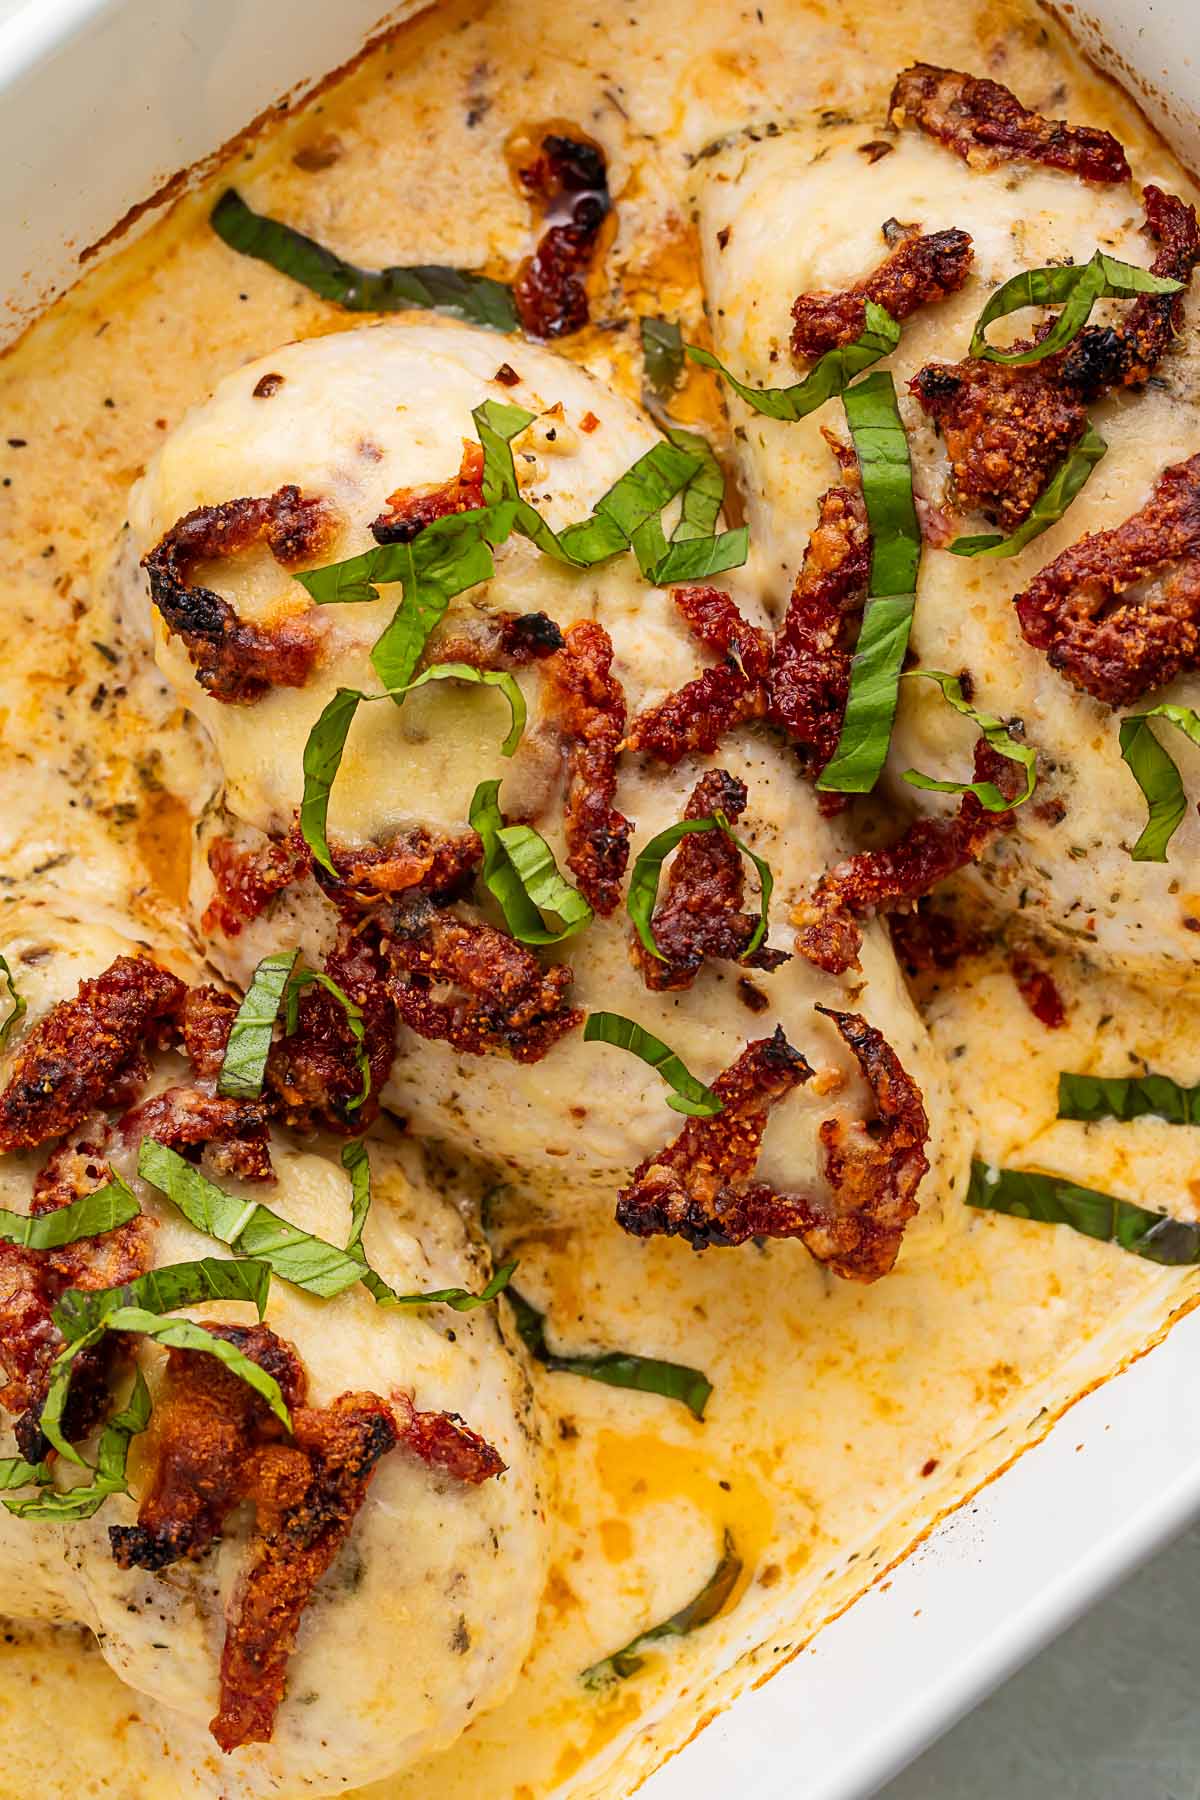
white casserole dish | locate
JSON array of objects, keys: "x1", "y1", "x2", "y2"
[{"x1": 3, "y1": 1, "x2": 1199, "y2": 1794}]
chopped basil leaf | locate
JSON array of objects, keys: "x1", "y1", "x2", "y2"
[
  {"x1": 966, "y1": 1159, "x2": 1200, "y2": 1264},
  {"x1": 210, "y1": 189, "x2": 519, "y2": 330},
  {"x1": 663, "y1": 426, "x2": 724, "y2": 542},
  {"x1": 469, "y1": 779, "x2": 593, "y2": 944},
  {"x1": 299, "y1": 657, "x2": 526, "y2": 877},
  {"x1": 1058, "y1": 1070, "x2": 1200, "y2": 1126},
  {"x1": 817, "y1": 371, "x2": 921, "y2": 796},
  {"x1": 1119, "y1": 704, "x2": 1200, "y2": 861},
  {"x1": 295, "y1": 506, "x2": 511, "y2": 610},
  {"x1": 42, "y1": 1296, "x2": 289, "y2": 1467},
  {"x1": 0, "y1": 954, "x2": 26, "y2": 1049},
  {"x1": 627, "y1": 425, "x2": 747, "y2": 583},
  {"x1": 582, "y1": 1012, "x2": 722, "y2": 1117},
  {"x1": 5, "y1": 1370, "x2": 152, "y2": 1520},
  {"x1": 368, "y1": 512, "x2": 511, "y2": 694},
  {"x1": 284, "y1": 968, "x2": 370, "y2": 1112},
  {"x1": 54, "y1": 1256, "x2": 272, "y2": 1344},
  {"x1": 340, "y1": 1139, "x2": 517, "y2": 1310},
  {"x1": 641, "y1": 528, "x2": 750, "y2": 585},
  {"x1": 0, "y1": 1458, "x2": 49, "y2": 1495},
  {"x1": 507, "y1": 1288, "x2": 712, "y2": 1419},
  {"x1": 949, "y1": 425, "x2": 1108, "y2": 559},
  {"x1": 901, "y1": 670, "x2": 1036, "y2": 812},
  {"x1": 582, "y1": 1529, "x2": 741, "y2": 1686},
  {"x1": 684, "y1": 302, "x2": 899, "y2": 421},
  {"x1": 0, "y1": 1175, "x2": 140, "y2": 1252},
  {"x1": 627, "y1": 812, "x2": 773, "y2": 962},
  {"x1": 640, "y1": 317, "x2": 685, "y2": 403},
  {"x1": 969, "y1": 251, "x2": 1184, "y2": 367},
  {"x1": 217, "y1": 949, "x2": 300, "y2": 1101},
  {"x1": 138, "y1": 1140, "x2": 367, "y2": 1298}
]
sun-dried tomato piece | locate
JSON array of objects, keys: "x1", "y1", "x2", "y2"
[
  {"x1": 118, "y1": 1087, "x2": 275, "y2": 1183},
  {"x1": 623, "y1": 586, "x2": 772, "y2": 765},
  {"x1": 265, "y1": 924, "x2": 397, "y2": 1133},
  {"x1": 513, "y1": 131, "x2": 611, "y2": 338},
  {"x1": 0, "y1": 955, "x2": 184, "y2": 1152},
  {"x1": 615, "y1": 1028, "x2": 812, "y2": 1248},
  {"x1": 890, "y1": 63, "x2": 1131, "y2": 182},
  {"x1": 109, "y1": 1320, "x2": 501, "y2": 1750},
  {"x1": 386, "y1": 899, "x2": 582, "y2": 1063},
  {"x1": 540, "y1": 620, "x2": 631, "y2": 915},
  {"x1": 202, "y1": 826, "x2": 311, "y2": 937},
  {"x1": 795, "y1": 743, "x2": 1021, "y2": 974},
  {"x1": 803, "y1": 1006, "x2": 930, "y2": 1281},
  {"x1": 392, "y1": 1391, "x2": 507, "y2": 1484},
  {"x1": 0, "y1": 1129, "x2": 154, "y2": 1460},
  {"x1": 1009, "y1": 952, "x2": 1067, "y2": 1028},
  {"x1": 212, "y1": 1391, "x2": 398, "y2": 1751},
  {"x1": 180, "y1": 986, "x2": 240, "y2": 1081},
  {"x1": 790, "y1": 224, "x2": 973, "y2": 358},
  {"x1": 369, "y1": 441, "x2": 485, "y2": 544},
  {"x1": 888, "y1": 902, "x2": 981, "y2": 977},
  {"x1": 632, "y1": 769, "x2": 789, "y2": 991},
  {"x1": 910, "y1": 353, "x2": 1089, "y2": 534},
  {"x1": 1014, "y1": 452, "x2": 1200, "y2": 705},
  {"x1": 912, "y1": 188, "x2": 1199, "y2": 532},
  {"x1": 627, "y1": 466, "x2": 871, "y2": 781},
  {"x1": 144, "y1": 486, "x2": 333, "y2": 704},
  {"x1": 614, "y1": 1012, "x2": 929, "y2": 1281},
  {"x1": 771, "y1": 469, "x2": 872, "y2": 779},
  {"x1": 319, "y1": 826, "x2": 483, "y2": 910}
]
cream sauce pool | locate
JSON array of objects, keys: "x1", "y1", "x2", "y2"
[{"x1": 1, "y1": 1, "x2": 1198, "y2": 1796}]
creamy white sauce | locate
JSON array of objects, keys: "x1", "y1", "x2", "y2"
[{"x1": 0, "y1": 1, "x2": 1198, "y2": 1796}]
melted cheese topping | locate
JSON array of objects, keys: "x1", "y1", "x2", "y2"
[{"x1": 0, "y1": 0, "x2": 1198, "y2": 1796}]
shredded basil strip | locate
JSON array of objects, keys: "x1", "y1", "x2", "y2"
[
  {"x1": 0, "y1": 1175, "x2": 140, "y2": 1251},
  {"x1": 640, "y1": 316, "x2": 686, "y2": 403},
  {"x1": 138, "y1": 1140, "x2": 368, "y2": 1299},
  {"x1": 5, "y1": 1370, "x2": 153, "y2": 1521},
  {"x1": 1119, "y1": 704, "x2": 1200, "y2": 861},
  {"x1": 582, "y1": 1012, "x2": 722, "y2": 1118},
  {"x1": 969, "y1": 250, "x2": 1184, "y2": 367},
  {"x1": 299, "y1": 661, "x2": 525, "y2": 876},
  {"x1": 506, "y1": 1288, "x2": 712, "y2": 1419},
  {"x1": 686, "y1": 302, "x2": 899, "y2": 421},
  {"x1": 475, "y1": 398, "x2": 701, "y2": 569},
  {"x1": 629, "y1": 423, "x2": 748, "y2": 583},
  {"x1": 966, "y1": 1159, "x2": 1200, "y2": 1265},
  {"x1": 469, "y1": 779, "x2": 593, "y2": 944},
  {"x1": 0, "y1": 954, "x2": 26, "y2": 1049},
  {"x1": 0, "y1": 1458, "x2": 49, "y2": 1495},
  {"x1": 42, "y1": 1294, "x2": 289, "y2": 1467},
  {"x1": 662, "y1": 426, "x2": 725, "y2": 542},
  {"x1": 817, "y1": 371, "x2": 921, "y2": 796},
  {"x1": 900, "y1": 670, "x2": 1036, "y2": 812},
  {"x1": 217, "y1": 949, "x2": 300, "y2": 1101},
  {"x1": 284, "y1": 968, "x2": 370, "y2": 1112},
  {"x1": 1058, "y1": 1070, "x2": 1200, "y2": 1126},
  {"x1": 627, "y1": 813, "x2": 773, "y2": 962},
  {"x1": 582, "y1": 1530, "x2": 742, "y2": 1686},
  {"x1": 339, "y1": 1139, "x2": 516, "y2": 1310},
  {"x1": 54, "y1": 1257, "x2": 272, "y2": 1344},
  {"x1": 210, "y1": 189, "x2": 519, "y2": 331},
  {"x1": 949, "y1": 425, "x2": 1108, "y2": 559}
]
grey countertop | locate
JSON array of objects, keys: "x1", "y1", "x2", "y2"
[{"x1": 879, "y1": 1518, "x2": 1200, "y2": 1799}]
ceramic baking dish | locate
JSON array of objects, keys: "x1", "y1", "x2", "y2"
[{"x1": 3, "y1": 1, "x2": 1199, "y2": 1794}]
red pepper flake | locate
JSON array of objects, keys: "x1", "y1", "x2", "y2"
[
  {"x1": 1009, "y1": 952, "x2": 1067, "y2": 1029},
  {"x1": 580, "y1": 410, "x2": 600, "y2": 434}
]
